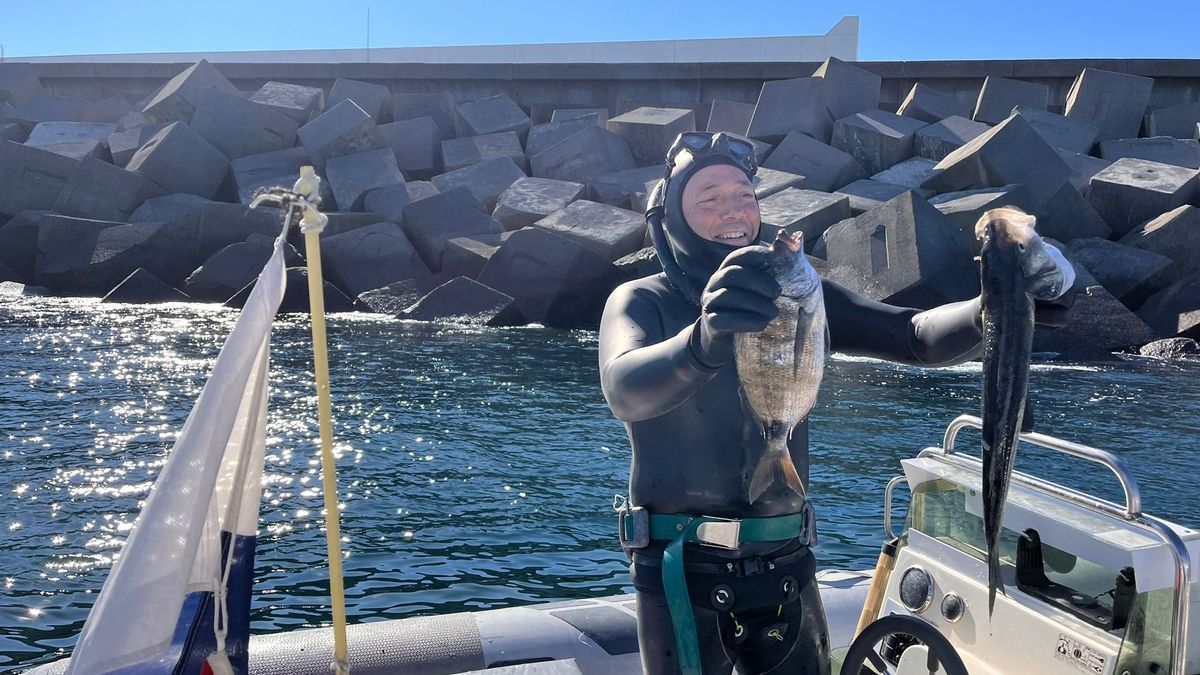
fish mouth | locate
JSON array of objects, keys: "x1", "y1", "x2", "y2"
[
  {"x1": 976, "y1": 207, "x2": 1037, "y2": 251},
  {"x1": 772, "y1": 230, "x2": 803, "y2": 254}
]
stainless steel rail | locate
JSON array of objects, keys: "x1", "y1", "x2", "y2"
[{"x1": 918, "y1": 414, "x2": 1192, "y2": 675}]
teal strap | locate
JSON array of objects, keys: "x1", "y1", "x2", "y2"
[
  {"x1": 662, "y1": 517, "x2": 704, "y2": 675},
  {"x1": 646, "y1": 511, "x2": 810, "y2": 675}
]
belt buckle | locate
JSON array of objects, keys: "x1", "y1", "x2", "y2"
[
  {"x1": 617, "y1": 503, "x2": 650, "y2": 550},
  {"x1": 696, "y1": 518, "x2": 741, "y2": 549}
]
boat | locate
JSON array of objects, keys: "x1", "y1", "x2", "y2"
[{"x1": 27, "y1": 414, "x2": 1197, "y2": 674}]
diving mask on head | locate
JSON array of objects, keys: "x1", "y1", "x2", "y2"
[{"x1": 645, "y1": 131, "x2": 762, "y2": 306}]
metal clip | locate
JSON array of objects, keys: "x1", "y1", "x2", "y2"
[
  {"x1": 616, "y1": 497, "x2": 649, "y2": 550},
  {"x1": 696, "y1": 519, "x2": 742, "y2": 549}
]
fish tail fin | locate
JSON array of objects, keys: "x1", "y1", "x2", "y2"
[
  {"x1": 987, "y1": 546, "x2": 1004, "y2": 617},
  {"x1": 749, "y1": 433, "x2": 805, "y2": 504}
]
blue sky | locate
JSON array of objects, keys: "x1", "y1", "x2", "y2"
[{"x1": 1, "y1": 1, "x2": 1197, "y2": 61}]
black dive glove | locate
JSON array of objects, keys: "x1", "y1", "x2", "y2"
[{"x1": 690, "y1": 247, "x2": 781, "y2": 368}]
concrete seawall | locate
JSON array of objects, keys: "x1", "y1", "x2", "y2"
[{"x1": 23, "y1": 58, "x2": 1200, "y2": 123}]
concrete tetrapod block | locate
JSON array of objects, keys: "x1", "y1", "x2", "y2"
[
  {"x1": 80, "y1": 95, "x2": 135, "y2": 125},
  {"x1": 586, "y1": 166, "x2": 663, "y2": 208},
  {"x1": 1099, "y1": 138, "x2": 1200, "y2": 170},
  {"x1": 606, "y1": 107, "x2": 696, "y2": 168},
  {"x1": 1011, "y1": 106, "x2": 1099, "y2": 154},
  {"x1": 551, "y1": 108, "x2": 610, "y2": 124},
  {"x1": 400, "y1": 276, "x2": 525, "y2": 327},
  {"x1": 1087, "y1": 158, "x2": 1200, "y2": 237},
  {"x1": 192, "y1": 202, "x2": 284, "y2": 267},
  {"x1": 533, "y1": 199, "x2": 645, "y2": 262},
  {"x1": 298, "y1": 100, "x2": 383, "y2": 168},
  {"x1": 1033, "y1": 281, "x2": 1156, "y2": 356},
  {"x1": 225, "y1": 266, "x2": 354, "y2": 314},
  {"x1": 923, "y1": 113, "x2": 1071, "y2": 208},
  {"x1": 870, "y1": 157, "x2": 938, "y2": 196},
  {"x1": 762, "y1": 130, "x2": 866, "y2": 192},
  {"x1": 831, "y1": 109, "x2": 928, "y2": 176},
  {"x1": 1137, "y1": 271, "x2": 1200, "y2": 340},
  {"x1": 529, "y1": 125, "x2": 636, "y2": 184},
  {"x1": 328, "y1": 78, "x2": 392, "y2": 124},
  {"x1": 320, "y1": 221, "x2": 430, "y2": 297},
  {"x1": 493, "y1": 177, "x2": 585, "y2": 230},
  {"x1": 126, "y1": 122, "x2": 229, "y2": 199},
  {"x1": 325, "y1": 148, "x2": 405, "y2": 212},
  {"x1": 822, "y1": 191, "x2": 976, "y2": 308},
  {"x1": 456, "y1": 94, "x2": 531, "y2": 142},
  {"x1": 401, "y1": 187, "x2": 504, "y2": 271},
  {"x1": 362, "y1": 185, "x2": 411, "y2": 222},
  {"x1": 54, "y1": 155, "x2": 167, "y2": 222},
  {"x1": 614, "y1": 246, "x2": 661, "y2": 282},
  {"x1": 747, "y1": 77, "x2": 833, "y2": 144},
  {"x1": 406, "y1": 181, "x2": 440, "y2": 203},
  {"x1": 478, "y1": 226, "x2": 620, "y2": 329},
  {"x1": 6, "y1": 95, "x2": 88, "y2": 133},
  {"x1": 442, "y1": 233, "x2": 512, "y2": 279},
  {"x1": 1065, "y1": 68, "x2": 1154, "y2": 143},
  {"x1": 24, "y1": 121, "x2": 116, "y2": 161},
  {"x1": 757, "y1": 188, "x2": 852, "y2": 246},
  {"x1": 102, "y1": 268, "x2": 190, "y2": 304},
  {"x1": 249, "y1": 81, "x2": 325, "y2": 124},
  {"x1": 929, "y1": 185, "x2": 1034, "y2": 238},
  {"x1": 526, "y1": 114, "x2": 602, "y2": 159},
  {"x1": 230, "y1": 146, "x2": 333, "y2": 206},
  {"x1": 1031, "y1": 182, "x2": 1112, "y2": 244},
  {"x1": 353, "y1": 275, "x2": 449, "y2": 314},
  {"x1": 753, "y1": 167, "x2": 809, "y2": 200},
  {"x1": 1145, "y1": 102, "x2": 1200, "y2": 140},
  {"x1": 833, "y1": 179, "x2": 911, "y2": 215},
  {"x1": 1067, "y1": 237, "x2": 1176, "y2": 309},
  {"x1": 1055, "y1": 148, "x2": 1111, "y2": 196},
  {"x1": 897, "y1": 83, "x2": 971, "y2": 124},
  {"x1": 442, "y1": 131, "x2": 526, "y2": 173},
  {"x1": 972, "y1": 76, "x2": 1049, "y2": 125},
  {"x1": 107, "y1": 123, "x2": 169, "y2": 167},
  {"x1": 141, "y1": 60, "x2": 240, "y2": 124},
  {"x1": 379, "y1": 116, "x2": 443, "y2": 179},
  {"x1": 189, "y1": 89, "x2": 299, "y2": 159},
  {"x1": 706, "y1": 100, "x2": 755, "y2": 135},
  {"x1": 0, "y1": 63, "x2": 44, "y2": 106},
  {"x1": 913, "y1": 116, "x2": 990, "y2": 162},
  {"x1": 0, "y1": 122, "x2": 26, "y2": 142},
  {"x1": 0, "y1": 140, "x2": 81, "y2": 216},
  {"x1": 1120, "y1": 205, "x2": 1200, "y2": 278},
  {"x1": 43, "y1": 219, "x2": 189, "y2": 294},
  {"x1": 813, "y1": 56, "x2": 881, "y2": 121},
  {"x1": 431, "y1": 156, "x2": 525, "y2": 212},
  {"x1": 184, "y1": 235, "x2": 289, "y2": 302},
  {"x1": 0, "y1": 211, "x2": 48, "y2": 281},
  {"x1": 393, "y1": 93, "x2": 457, "y2": 140}
]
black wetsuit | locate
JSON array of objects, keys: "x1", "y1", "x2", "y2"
[{"x1": 599, "y1": 272, "x2": 984, "y2": 674}]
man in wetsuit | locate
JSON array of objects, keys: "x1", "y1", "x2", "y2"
[{"x1": 599, "y1": 132, "x2": 1074, "y2": 675}]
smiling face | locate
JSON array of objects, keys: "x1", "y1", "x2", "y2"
[{"x1": 680, "y1": 164, "x2": 761, "y2": 247}]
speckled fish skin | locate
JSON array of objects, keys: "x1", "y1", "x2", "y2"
[
  {"x1": 735, "y1": 230, "x2": 827, "y2": 505},
  {"x1": 976, "y1": 206, "x2": 1040, "y2": 618}
]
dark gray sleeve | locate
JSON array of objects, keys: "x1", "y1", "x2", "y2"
[
  {"x1": 598, "y1": 283, "x2": 719, "y2": 422},
  {"x1": 823, "y1": 279, "x2": 983, "y2": 367}
]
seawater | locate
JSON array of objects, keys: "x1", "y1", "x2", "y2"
[{"x1": 2, "y1": 294, "x2": 1198, "y2": 672}]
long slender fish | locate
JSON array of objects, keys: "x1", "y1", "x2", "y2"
[
  {"x1": 735, "y1": 231, "x2": 828, "y2": 505},
  {"x1": 976, "y1": 207, "x2": 1068, "y2": 616}
]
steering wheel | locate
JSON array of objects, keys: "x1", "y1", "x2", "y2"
[{"x1": 840, "y1": 614, "x2": 969, "y2": 675}]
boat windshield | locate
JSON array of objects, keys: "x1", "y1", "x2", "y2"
[{"x1": 907, "y1": 478, "x2": 1176, "y2": 675}]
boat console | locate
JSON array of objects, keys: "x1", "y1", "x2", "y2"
[{"x1": 844, "y1": 415, "x2": 1199, "y2": 675}]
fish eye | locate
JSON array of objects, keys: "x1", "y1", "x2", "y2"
[{"x1": 1017, "y1": 243, "x2": 1027, "y2": 253}]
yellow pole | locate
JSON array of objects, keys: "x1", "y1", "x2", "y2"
[{"x1": 298, "y1": 171, "x2": 350, "y2": 675}]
